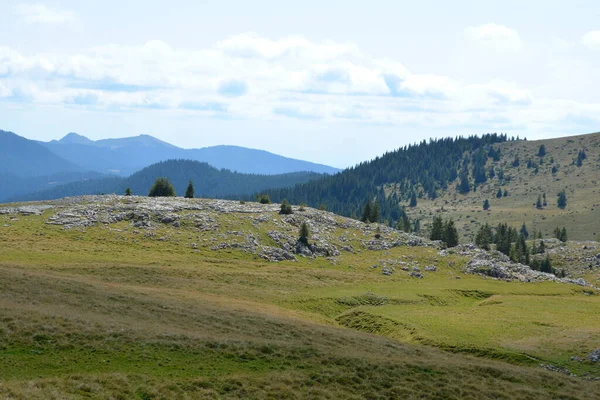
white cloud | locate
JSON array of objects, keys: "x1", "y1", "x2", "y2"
[
  {"x1": 14, "y1": 3, "x2": 79, "y2": 25},
  {"x1": 465, "y1": 23, "x2": 523, "y2": 51},
  {"x1": 1, "y1": 32, "x2": 600, "y2": 140},
  {"x1": 582, "y1": 30, "x2": 600, "y2": 50}
]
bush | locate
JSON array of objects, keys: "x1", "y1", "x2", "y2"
[
  {"x1": 257, "y1": 194, "x2": 271, "y2": 204},
  {"x1": 279, "y1": 199, "x2": 293, "y2": 215},
  {"x1": 148, "y1": 178, "x2": 176, "y2": 197}
]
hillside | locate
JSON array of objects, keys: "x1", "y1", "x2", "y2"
[
  {"x1": 260, "y1": 132, "x2": 600, "y2": 241},
  {"x1": 0, "y1": 196, "x2": 598, "y2": 398},
  {"x1": 10, "y1": 160, "x2": 324, "y2": 202},
  {"x1": 41, "y1": 133, "x2": 341, "y2": 176},
  {"x1": 0, "y1": 130, "x2": 81, "y2": 177},
  {"x1": 405, "y1": 132, "x2": 600, "y2": 241}
]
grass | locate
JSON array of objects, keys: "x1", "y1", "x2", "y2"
[
  {"x1": 0, "y1": 202, "x2": 599, "y2": 398},
  {"x1": 405, "y1": 132, "x2": 600, "y2": 241}
]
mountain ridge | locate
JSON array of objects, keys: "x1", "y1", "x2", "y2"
[{"x1": 39, "y1": 132, "x2": 341, "y2": 176}]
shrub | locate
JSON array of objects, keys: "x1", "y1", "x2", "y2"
[
  {"x1": 279, "y1": 199, "x2": 293, "y2": 215},
  {"x1": 148, "y1": 178, "x2": 176, "y2": 197},
  {"x1": 257, "y1": 194, "x2": 271, "y2": 204}
]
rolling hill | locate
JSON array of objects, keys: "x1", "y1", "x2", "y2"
[
  {"x1": 40, "y1": 133, "x2": 341, "y2": 176},
  {"x1": 259, "y1": 132, "x2": 600, "y2": 241},
  {"x1": 0, "y1": 196, "x2": 598, "y2": 398},
  {"x1": 9, "y1": 159, "x2": 324, "y2": 202}
]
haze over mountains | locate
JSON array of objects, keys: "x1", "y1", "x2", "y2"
[
  {"x1": 40, "y1": 132, "x2": 340, "y2": 176},
  {"x1": 0, "y1": 129, "x2": 339, "y2": 202}
]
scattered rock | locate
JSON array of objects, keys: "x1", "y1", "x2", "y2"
[{"x1": 590, "y1": 349, "x2": 600, "y2": 363}]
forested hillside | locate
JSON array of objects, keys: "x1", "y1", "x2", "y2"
[
  {"x1": 259, "y1": 133, "x2": 510, "y2": 224},
  {"x1": 10, "y1": 160, "x2": 323, "y2": 202}
]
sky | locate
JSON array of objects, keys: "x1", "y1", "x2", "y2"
[{"x1": 1, "y1": 0, "x2": 600, "y2": 168}]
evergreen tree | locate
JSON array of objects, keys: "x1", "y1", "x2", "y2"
[
  {"x1": 361, "y1": 201, "x2": 372, "y2": 223},
  {"x1": 538, "y1": 144, "x2": 546, "y2": 157},
  {"x1": 125, "y1": 187, "x2": 132, "y2": 196},
  {"x1": 542, "y1": 193, "x2": 547, "y2": 207},
  {"x1": 512, "y1": 157, "x2": 520, "y2": 167},
  {"x1": 298, "y1": 222, "x2": 310, "y2": 245},
  {"x1": 148, "y1": 178, "x2": 176, "y2": 197},
  {"x1": 539, "y1": 239, "x2": 546, "y2": 253},
  {"x1": 520, "y1": 223, "x2": 529, "y2": 239},
  {"x1": 483, "y1": 199, "x2": 490, "y2": 210},
  {"x1": 409, "y1": 192, "x2": 418, "y2": 207},
  {"x1": 444, "y1": 219, "x2": 459, "y2": 248},
  {"x1": 430, "y1": 216, "x2": 444, "y2": 241},
  {"x1": 413, "y1": 219, "x2": 421, "y2": 233},
  {"x1": 457, "y1": 169, "x2": 471, "y2": 194},
  {"x1": 541, "y1": 255, "x2": 552, "y2": 273},
  {"x1": 557, "y1": 190, "x2": 567, "y2": 209},
  {"x1": 496, "y1": 188, "x2": 503, "y2": 198},
  {"x1": 503, "y1": 189, "x2": 509, "y2": 197},
  {"x1": 536, "y1": 195, "x2": 543, "y2": 209},
  {"x1": 552, "y1": 165, "x2": 558, "y2": 174},
  {"x1": 184, "y1": 181, "x2": 195, "y2": 199},
  {"x1": 560, "y1": 227, "x2": 568, "y2": 242},
  {"x1": 370, "y1": 202, "x2": 381, "y2": 223},
  {"x1": 475, "y1": 223, "x2": 492, "y2": 250}
]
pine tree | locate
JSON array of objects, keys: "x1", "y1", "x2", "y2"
[
  {"x1": 475, "y1": 223, "x2": 492, "y2": 250},
  {"x1": 496, "y1": 188, "x2": 503, "y2": 198},
  {"x1": 538, "y1": 144, "x2": 546, "y2": 157},
  {"x1": 539, "y1": 239, "x2": 546, "y2": 253},
  {"x1": 457, "y1": 170, "x2": 471, "y2": 194},
  {"x1": 184, "y1": 181, "x2": 195, "y2": 199},
  {"x1": 409, "y1": 192, "x2": 418, "y2": 207},
  {"x1": 541, "y1": 255, "x2": 552, "y2": 273},
  {"x1": 557, "y1": 190, "x2": 567, "y2": 209},
  {"x1": 542, "y1": 193, "x2": 547, "y2": 207},
  {"x1": 536, "y1": 195, "x2": 543, "y2": 209},
  {"x1": 520, "y1": 223, "x2": 529, "y2": 239},
  {"x1": 370, "y1": 202, "x2": 381, "y2": 223},
  {"x1": 560, "y1": 227, "x2": 568, "y2": 242},
  {"x1": 125, "y1": 187, "x2": 132, "y2": 196},
  {"x1": 299, "y1": 222, "x2": 310, "y2": 245},
  {"x1": 361, "y1": 201, "x2": 372, "y2": 223},
  {"x1": 430, "y1": 216, "x2": 444, "y2": 241},
  {"x1": 483, "y1": 199, "x2": 490, "y2": 211},
  {"x1": 503, "y1": 189, "x2": 509, "y2": 197},
  {"x1": 444, "y1": 219, "x2": 459, "y2": 248}
]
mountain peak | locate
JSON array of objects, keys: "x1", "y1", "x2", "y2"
[{"x1": 59, "y1": 132, "x2": 94, "y2": 145}]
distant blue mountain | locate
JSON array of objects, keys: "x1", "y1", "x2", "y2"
[
  {"x1": 40, "y1": 133, "x2": 340, "y2": 176},
  {"x1": 10, "y1": 159, "x2": 325, "y2": 202},
  {"x1": 0, "y1": 130, "x2": 81, "y2": 177}
]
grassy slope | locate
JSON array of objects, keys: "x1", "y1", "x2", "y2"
[
  {"x1": 405, "y1": 132, "x2": 600, "y2": 241},
  {"x1": 0, "y1": 201, "x2": 599, "y2": 399}
]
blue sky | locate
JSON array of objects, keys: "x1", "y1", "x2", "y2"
[{"x1": 1, "y1": 0, "x2": 600, "y2": 167}]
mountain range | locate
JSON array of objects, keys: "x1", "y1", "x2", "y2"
[
  {"x1": 13, "y1": 160, "x2": 323, "y2": 202},
  {"x1": 0, "y1": 129, "x2": 340, "y2": 201},
  {"x1": 39, "y1": 132, "x2": 340, "y2": 176}
]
